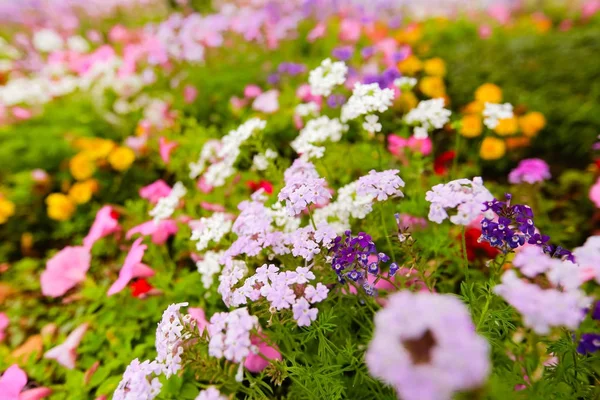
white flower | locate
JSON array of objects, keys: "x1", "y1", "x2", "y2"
[
  {"x1": 191, "y1": 213, "x2": 233, "y2": 252},
  {"x1": 308, "y1": 58, "x2": 348, "y2": 97},
  {"x1": 295, "y1": 102, "x2": 319, "y2": 117},
  {"x1": 483, "y1": 102, "x2": 513, "y2": 129},
  {"x1": 155, "y1": 303, "x2": 190, "y2": 378},
  {"x1": 404, "y1": 98, "x2": 451, "y2": 138},
  {"x1": 33, "y1": 29, "x2": 64, "y2": 53},
  {"x1": 362, "y1": 114, "x2": 382, "y2": 133},
  {"x1": 67, "y1": 36, "x2": 90, "y2": 53},
  {"x1": 149, "y1": 182, "x2": 186, "y2": 223},
  {"x1": 252, "y1": 148, "x2": 277, "y2": 171},
  {"x1": 196, "y1": 251, "x2": 224, "y2": 289},
  {"x1": 341, "y1": 82, "x2": 394, "y2": 122},
  {"x1": 394, "y1": 77, "x2": 417, "y2": 90},
  {"x1": 291, "y1": 116, "x2": 347, "y2": 160}
]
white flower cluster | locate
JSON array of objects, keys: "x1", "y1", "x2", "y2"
[
  {"x1": 404, "y1": 98, "x2": 451, "y2": 139},
  {"x1": 269, "y1": 202, "x2": 301, "y2": 233},
  {"x1": 196, "y1": 251, "x2": 225, "y2": 289},
  {"x1": 191, "y1": 213, "x2": 233, "y2": 252},
  {"x1": 190, "y1": 118, "x2": 266, "y2": 187},
  {"x1": 341, "y1": 83, "x2": 395, "y2": 122},
  {"x1": 483, "y1": 102, "x2": 513, "y2": 129},
  {"x1": 33, "y1": 29, "x2": 64, "y2": 53},
  {"x1": 149, "y1": 182, "x2": 187, "y2": 223},
  {"x1": 189, "y1": 140, "x2": 222, "y2": 179},
  {"x1": 295, "y1": 102, "x2": 320, "y2": 117},
  {"x1": 362, "y1": 114, "x2": 382, "y2": 133},
  {"x1": 314, "y1": 181, "x2": 373, "y2": 233},
  {"x1": 308, "y1": 58, "x2": 348, "y2": 97},
  {"x1": 155, "y1": 302, "x2": 191, "y2": 378},
  {"x1": 394, "y1": 77, "x2": 417, "y2": 90},
  {"x1": 573, "y1": 236, "x2": 600, "y2": 284},
  {"x1": 425, "y1": 177, "x2": 493, "y2": 225},
  {"x1": 252, "y1": 148, "x2": 278, "y2": 171},
  {"x1": 291, "y1": 116, "x2": 348, "y2": 160},
  {"x1": 114, "y1": 359, "x2": 163, "y2": 400}
]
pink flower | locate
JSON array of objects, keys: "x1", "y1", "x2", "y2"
[
  {"x1": 109, "y1": 25, "x2": 129, "y2": 42},
  {"x1": 508, "y1": 158, "x2": 551, "y2": 184},
  {"x1": 12, "y1": 107, "x2": 32, "y2": 120},
  {"x1": 479, "y1": 24, "x2": 492, "y2": 39},
  {"x1": 187, "y1": 307, "x2": 209, "y2": 334},
  {"x1": 230, "y1": 96, "x2": 248, "y2": 111},
  {"x1": 0, "y1": 312, "x2": 8, "y2": 342},
  {"x1": 197, "y1": 177, "x2": 214, "y2": 193},
  {"x1": 126, "y1": 220, "x2": 178, "y2": 245},
  {"x1": 388, "y1": 134, "x2": 432, "y2": 157},
  {"x1": 139, "y1": 180, "x2": 171, "y2": 204},
  {"x1": 31, "y1": 169, "x2": 49, "y2": 183},
  {"x1": 125, "y1": 135, "x2": 147, "y2": 154},
  {"x1": 296, "y1": 84, "x2": 322, "y2": 104},
  {"x1": 0, "y1": 365, "x2": 51, "y2": 400},
  {"x1": 201, "y1": 202, "x2": 226, "y2": 212},
  {"x1": 183, "y1": 85, "x2": 198, "y2": 104},
  {"x1": 582, "y1": 0, "x2": 600, "y2": 18},
  {"x1": 107, "y1": 238, "x2": 154, "y2": 296},
  {"x1": 339, "y1": 19, "x2": 361, "y2": 42},
  {"x1": 244, "y1": 85, "x2": 262, "y2": 99},
  {"x1": 244, "y1": 334, "x2": 282, "y2": 373},
  {"x1": 20, "y1": 387, "x2": 53, "y2": 400},
  {"x1": 159, "y1": 137, "x2": 178, "y2": 164},
  {"x1": 83, "y1": 206, "x2": 120, "y2": 250},
  {"x1": 252, "y1": 90, "x2": 279, "y2": 114},
  {"x1": 44, "y1": 323, "x2": 88, "y2": 369},
  {"x1": 590, "y1": 177, "x2": 600, "y2": 208},
  {"x1": 41, "y1": 247, "x2": 91, "y2": 297},
  {"x1": 308, "y1": 22, "x2": 326, "y2": 42},
  {"x1": 488, "y1": 4, "x2": 511, "y2": 24}
]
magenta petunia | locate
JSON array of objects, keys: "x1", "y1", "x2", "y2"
[
  {"x1": 41, "y1": 246, "x2": 91, "y2": 297},
  {"x1": 126, "y1": 219, "x2": 178, "y2": 245},
  {"x1": 107, "y1": 238, "x2": 154, "y2": 296},
  {"x1": 83, "y1": 206, "x2": 120, "y2": 250},
  {"x1": 159, "y1": 136, "x2": 178, "y2": 164},
  {"x1": 508, "y1": 158, "x2": 551, "y2": 184},
  {"x1": 244, "y1": 334, "x2": 282, "y2": 373},
  {"x1": 139, "y1": 180, "x2": 172, "y2": 204}
]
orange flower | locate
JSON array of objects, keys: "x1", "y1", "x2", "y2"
[
  {"x1": 46, "y1": 193, "x2": 76, "y2": 221},
  {"x1": 459, "y1": 115, "x2": 483, "y2": 138},
  {"x1": 108, "y1": 146, "x2": 135, "y2": 171},
  {"x1": 506, "y1": 137, "x2": 531, "y2": 150},
  {"x1": 398, "y1": 55, "x2": 422, "y2": 76},
  {"x1": 518, "y1": 112, "x2": 546, "y2": 137},
  {"x1": 475, "y1": 83, "x2": 502, "y2": 104},
  {"x1": 463, "y1": 101, "x2": 484, "y2": 114},
  {"x1": 424, "y1": 58, "x2": 446, "y2": 77},
  {"x1": 69, "y1": 152, "x2": 96, "y2": 181},
  {"x1": 480, "y1": 137, "x2": 506, "y2": 160},
  {"x1": 419, "y1": 76, "x2": 446, "y2": 98},
  {"x1": 494, "y1": 117, "x2": 518, "y2": 136}
]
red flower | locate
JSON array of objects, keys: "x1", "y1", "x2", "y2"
[
  {"x1": 434, "y1": 151, "x2": 456, "y2": 175},
  {"x1": 246, "y1": 180, "x2": 273, "y2": 194},
  {"x1": 130, "y1": 279, "x2": 153, "y2": 298},
  {"x1": 463, "y1": 227, "x2": 499, "y2": 261}
]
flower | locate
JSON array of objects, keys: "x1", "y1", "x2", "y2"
[
  {"x1": 190, "y1": 213, "x2": 233, "y2": 251},
  {"x1": 423, "y1": 57, "x2": 446, "y2": 77},
  {"x1": 577, "y1": 334, "x2": 600, "y2": 354},
  {"x1": 419, "y1": 76, "x2": 446, "y2": 98},
  {"x1": 130, "y1": 279, "x2": 153, "y2": 298},
  {"x1": 508, "y1": 158, "x2": 551, "y2": 184},
  {"x1": 159, "y1": 137, "x2": 178, "y2": 164},
  {"x1": 278, "y1": 176, "x2": 331, "y2": 216},
  {"x1": 393, "y1": 77, "x2": 417, "y2": 91},
  {"x1": 139, "y1": 180, "x2": 172, "y2": 204},
  {"x1": 68, "y1": 180, "x2": 97, "y2": 204},
  {"x1": 33, "y1": 29, "x2": 64, "y2": 52},
  {"x1": 362, "y1": 114, "x2": 382, "y2": 133},
  {"x1": 0, "y1": 196, "x2": 15, "y2": 224},
  {"x1": 459, "y1": 114, "x2": 483, "y2": 138},
  {"x1": 356, "y1": 169, "x2": 405, "y2": 201},
  {"x1": 479, "y1": 137, "x2": 506, "y2": 160},
  {"x1": 341, "y1": 82, "x2": 394, "y2": 122},
  {"x1": 149, "y1": 182, "x2": 186, "y2": 223},
  {"x1": 308, "y1": 58, "x2": 348, "y2": 97},
  {"x1": 387, "y1": 135, "x2": 432, "y2": 157},
  {"x1": 195, "y1": 387, "x2": 228, "y2": 400},
  {"x1": 196, "y1": 251, "x2": 224, "y2": 289},
  {"x1": 433, "y1": 151, "x2": 456, "y2": 175},
  {"x1": 494, "y1": 116, "x2": 518, "y2": 136},
  {"x1": 397, "y1": 55, "x2": 422, "y2": 75},
  {"x1": 244, "y1": 334, "x2": 282, "y2": 372},
  {"x1": 208, "y1": 307, "x2": 258, "y2": 364},
  {"x1": 69, "y1": 152, "x2": 96, "y2": 181},
  {"x1": 425, "y1": 177, "x2": 493, "y2": 225},
  {"x1": 83, "y1": 205, "x2": 120, "y2": 250},
  {"x1": 108, "y1": 238, "x2": 155, "y2": 296},
  {"x1": 41, "y1": 246, "x2": 91, "y2": 297},
  {"x1": 475, "y1": 83, "x2": 502, "y2": 104},
  {"x1": 183, "y1": 85, "x2": 198, "y2": 104},
  {"x1": 366, "y1": 291, "x2": 490, "y2": 400},
  {"x1": 252, "y1": 90, "x2": 280, "y2": 113},
  {"x1": 44, "y1": 323, "x2": 88, "y2": 369},
  {"x1": 0, "y1": 364, "x2": 52, "y2": 400},
  {"x1": 292, "y1": 297, "x2": 318, "y2": 327},
  {"x1": 291, "y1": 116, "x2": 347, "y2": 160},
  {"x1": 590, "y1": 177, "x2": 600, "y2": 208},
  {"x1": 187, "y1": 307, "x2": 209, "y2": 334},
  {"x1": 46, "y1": 193, "x2": 76, "y2": 221},
  {"x1": 404, "y1": 98, "x2": 451, "y2": 139},
  {"x1": 114, "y1": 358, "x2": 163, "y2": 400},
  {"x1": 155, "y1": 302, "x2": 190, "y2": 378},
  {"x1": 483, "y1": 102, "x2": 513, "y2": 129},
  {"x1": 108, "y1": 147, "x2": 135, "y2": 171},
  {"x1": 127, "y1": 220, "x2": 178, "y2": 245},
  {"x1": 518, "y1": 112, "x2": 546, "y2": 137}
]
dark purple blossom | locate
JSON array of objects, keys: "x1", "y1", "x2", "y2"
[{"x1": 577, "y1": 334, "x2": 600, "y2": 355}]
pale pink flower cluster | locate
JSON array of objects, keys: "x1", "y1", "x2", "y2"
[
  {"x1": 278, "y1": 177, "x2": 331, "y2": 216},
  {"x1": 114, "y1": 358, "x2": 163, "y2": 400},
  {"x1": 208, "y1": 308, "x2": 258, "y2": 364},
  {"x1": 155, "y1": 302, "x2": 191, "y2": 378},
  {"x1": 425, "y1": 177, "x2": 493, "y2": 225},
  {"x1": 356, "y1": 169, "x2": 405, "y2": 201}
]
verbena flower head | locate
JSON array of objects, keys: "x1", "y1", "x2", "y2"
[
  {"x1": 155, "y1": 302, "x2": 191, "y2": 378},
  {"x1": 404, "y1": 98, "x2": 451, "y2": 139},
  {"x1": 308, "y1": 58, "x2": 348, "y2": 97},
  {"x1": 483, "y1": 102, "x2": 513, "y2": 129},
  {"x1": 114, "y1": 358, "x2": 163, "y2": 400},
  {"x1": 577, "y1": 334, "x2": 600, "y2": 355},
  {"x1": 508, "y1": 158, "x2": 551, "y2": 184},
  {"x1": 149, "y1": 182, "x2": 186, "y2": 223},
  {"x1": 196, "y1": 250, "x2": 225, "y2": 289},
  {"x1": 362, "y1": 114, "x2": 382, "y2": 133},
  {"x1": 278, "y1": 175, "x2": 331, "y2": 217},
  {"x1": 207, "y1": 307, "x2": 258, "y2": 364},
  {"x1": 195, "y1": 386, "x2": 228, "y2": 400},
  {"x1": 313, "y1": 181, "x2": 374, "y2": 232},
  {"x1": 291, "y1": 116, "x2": 347, "y2": 160},
  {"x1": 341, "y1": 82, "x2": 394, "y2": 122},
  {"x1": 573, "y1": 236, "x2": 600, "y2": 284},
  {"x1": 425, "y1": 177, "x2": 493, "y2": 225},
  {"x1": 356, "y1": 169, "x2": 405, "y2": 201},
  {"x1": 190, "y1": 213, "x2": 233, "y2": 251},
  {"x1": 366, "y1": 291, "x2": 490, "y2": 400},
  {"x1": 394, "y1": 77, "x2": 417, "y2": 91}
]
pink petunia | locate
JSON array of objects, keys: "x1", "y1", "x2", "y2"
[
  {"x1": 252, "y1": 90, "x2": 279, "y2": 114},
  {"x1": 159, "y1": 137, "x2": 178, "y2": 164},
  {"x1": 244, "y1": 85, "x2": 262, "y2": 99},
  {"x1": 107, "y1": 238, "x2": 154, "y2": 296},
  {"x1": 200, "y1": 202, "x2": 226, "y2": 212},
  {"x1": 187, "y1": 307, "x2": 209, "y2": 334},
  {"x1": 41, "y1": 247, "x2": 91, "y2": 297},
  {"x1": 44, "y1": 323, "x2": 89, "y2": 369},
  {"x1": 197, "y1": 177, "x2": 214, "y2": 193},
  {"x1": 307, "y1": 22, "x2": 326, "y2": 42},
  {"x1": 183, "y1": 85, "x2": 198, "y2": 104},
  {"x1": 139, "y1": 180, "x2": 171, "y2": 204},
  {"x1": 590, "y1": 177, "x2": 600, "y2": 208},
  {"x1": 244, "y1": 334, "x2": 282, "y2": 373},
  {"x1": 12, "y1": 107, "x2": 32, "y2": 120},
  {"x1": 339, "y1": 19, "x2": 361, "y2": 42},
  {"x1": 83, "y1": 206, "x2": 120, "y2": 250},
  {"x1": 0, "y1": 364, "x2": 51, "y2": 400},
  {"x1": 126, "y1": 220, "x2": 178, "y2": 245}
]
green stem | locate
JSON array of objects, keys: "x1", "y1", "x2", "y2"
[
  {"x1": 307, "y1": 207, "x2": 317, "y2": 230},
  {"x1": 451, "y1": 132, "x2": 461, "y2": 179},
  {"x1": 476, "y1": 294, "x2": 491, "y2": 331},
  {"x1": 462, "y1": 226, "x2": 469, "y2": 280},
  {"x1": 378, "y1": 203, "x2": 396, "y2": 263}
]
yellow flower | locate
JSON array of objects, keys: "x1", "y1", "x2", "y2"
[
  {"x1": 108, "y1": 146, "x2": 135, "y2": 171},
  {"x1": 494, "y1": 117, "x2": 518, "y2": 136},
  {"x1": 398, "y1": 55, "x2": 422, "y2": 76},
  {"x1": 460, "y1": 115, "x2": 483, "y2": 138},
  {"x1": 424, "y1": 58, "x2": 446, "y2": 77},
  {"x1": 69, "y1": 152, "x2": 96, "y2": 181},
  {"x1": 480, "y1": 137, "x2": 506, "y2": 160},
  {"x1": 475, "y1": 83, "x2": 502, "y2": 104},
  {"x1": 518, "y1": 112, "x2": 546, "y2": 137},
  {"x1": 395, "y1": 24, "x2": 422, "y2": 44},
  {"x1": 0, "y1": 197, "x2": 15, "y2": 224},
  {"x1": 463, "y1": 101, "x2": 484, "y2": 114},
  {"x1": 68, "y1": 180, "x2": 97, "y2": 205},
  {"x1": 46, "y1": 193, "x2": 76, "y2": 221},
  {"x1": 395, "y1": 91, "x2": 418, "y2": 113},
  {"x1": 73, "y1": 138, "x2": 115, "y2": 160},
  {"x1": 419, "y1": 76, "x2": 446, "y2": 98}
]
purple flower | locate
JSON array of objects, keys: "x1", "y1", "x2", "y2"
[
  {"x1": 508, "y1": 158, "x2": 551, "y2": 184},
  {"x1": 292, "y1": 298, "x2": 318, "y2": 327},
  {"x1": 366, "y1": 292, "x2": 490, "y2": 400},
  {"x1": 331, "y1": 46, "x2": 354, "y2": 61},
  {"x1": 278, "y1": 62, "x2": 306, "y2": 76},
  {"x1": 593, "y1": 301, "x2": 600, "y2": 320},
  {"x1": 361, "y1": 46, "x2": 375, "y2": 59},
  {"x1": 577, "y1": 334, "x2": 600, "y2": 355},
  {"x1": 278, "y1": 176, "x2": 331, "y2": 216}
]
